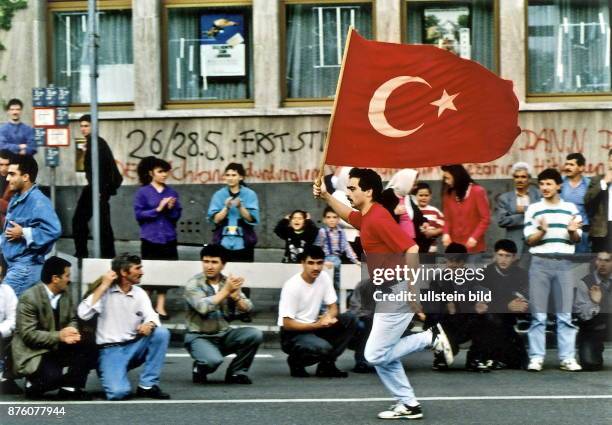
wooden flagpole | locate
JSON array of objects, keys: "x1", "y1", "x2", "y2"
[{"x1": 315, "y1": 26, "x2": 355, "y2": 187}]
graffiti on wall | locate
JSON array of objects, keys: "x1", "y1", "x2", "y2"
[{"x1": 48, "y1": 112, "x2": 611, "y2": 185}]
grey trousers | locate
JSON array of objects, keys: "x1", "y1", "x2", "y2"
[{"x1": 184, "y1": 327, "x2": 263, "y2": 376}]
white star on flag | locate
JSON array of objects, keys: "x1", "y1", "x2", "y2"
[{"x1": 430, "y1": 90, "x2": 460, "y2": 117}]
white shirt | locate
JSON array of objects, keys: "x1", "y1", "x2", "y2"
[
  {"x1": 277, "y1": 272, "x2": 337, "y2": 327},
  {"x1": 78, "y1": 284, "x2": 160, "y2": 345},
  {"x1": 43, "y1": 285, "x2": 62, "y2": 310},
  {"x1": 0, "y1": 284, "x2": 17, "y2": 338}
]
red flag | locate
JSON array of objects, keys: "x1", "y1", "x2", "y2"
[{"x1": 325, "y1": 30, "x2": 520, "y2": 168}]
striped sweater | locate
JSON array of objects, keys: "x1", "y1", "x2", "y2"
[{"x1": 523, "y1": 199, "x2": 582, "y2": 254}]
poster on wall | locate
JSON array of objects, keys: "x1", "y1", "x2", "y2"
[{"x1": 200, "y1": 13, "x2": 246, "y2": 78}]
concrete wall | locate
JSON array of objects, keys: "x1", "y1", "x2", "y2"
[{"x1": 54, "y1": 178, "x2": 513, "y2": 251}]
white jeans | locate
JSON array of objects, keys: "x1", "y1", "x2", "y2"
[{"x1": 364, "y1": 312, "x2": 432, "y2": 406}]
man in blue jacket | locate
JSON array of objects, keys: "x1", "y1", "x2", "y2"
[
  {"x1": 1, "y1": 155, "x2": 61, "y2": 296},
  {"x1": 0, "y1": 99, "x2": 37, "y2": 156}
]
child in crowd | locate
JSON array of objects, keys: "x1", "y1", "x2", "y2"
[
  {"x1": 274, "y1": 210, "x2": 319, "y2": 263},
  {"x1": 413, "y1": 182, "x2": 445, "y2": 253},
  {"x1": 315, "y1": 207, "x2": 359, "y2": 290}
]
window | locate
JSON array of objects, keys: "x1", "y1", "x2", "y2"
[
  {"x1": 528, "y1": 0, "x2": 611, "y2": 96},
  {"x1": 163, "y1": 2, "x2": 253, "y2": 105},
  {"x1": 284, "y1": 1, "x2": 373, "y2": 101},
  {"x1": 49, "y1": 2, "x2": 133, "y2": 104},
  {"x1": 404, "y1": 0, "x2": 497, "y2": 72}
]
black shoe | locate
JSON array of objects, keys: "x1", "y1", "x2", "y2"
[
  {"x1": 157, "y1": 312, "x2": 170, "y2": 321},
  {"x1": 378, "y1": 403, "x2": 423, "y2": 419},
  {"x1": 432, "y1": 352, "x2": 449, "y2": 371},
  {"x1": 0, "y1": 379, "x2": 22, "y2": 394},
  {"x1": 315, "y1": 362, "x2": 348, "y2": 378},
  {"x1": 57, "y1": 388, "x2": 92, "y2": 401},
  {"x1": 488, "y1": 360, "x2": 507, "y2": 370},
  {"x1": 192, "y1": 362, "x2": 207, "y2": 384},
  {"x1": 352, "y1": 363, "x2": 376, "y2": 374},
  {"x1": 466, "y1": 360, "x2": 491, "y2": 373},
  {"x1": 225, "y1": 374, "x2": 252, "y2": 385},
  {"x1": 136, "y1": 385, "x2": 170, "y2": 399},
  {"x1": 288, "y1": 359, "x2": 310, "y2": 378}
]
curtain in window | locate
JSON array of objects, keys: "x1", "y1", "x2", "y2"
[
  {"x1": 286, "y1": 3, "x2": 372, "y2": 99},
  {"x1": 405, "y1": 0, "x2": 495, "y2": 71},
  {"x1": 528, "y1": 0, "x2": 610, "y2": 94},
  {"x1": 52, "y1": 10, "x2": 133, "y2": 103},
  {"x1": 167, "y1": 8, "x2": 252, "y2": 101}
]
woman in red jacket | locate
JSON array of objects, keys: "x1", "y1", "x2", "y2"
[{"x1": 440, "y1": 165, "x2": 490, "y2": 253}]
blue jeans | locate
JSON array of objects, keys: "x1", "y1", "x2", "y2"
[
  {"x1": 325, "y1": 255, "x2": 341, "y2": 292},
  {"x1": 98, "y1": 327, "x2": 170, "y2": 400},
  {"x1": 4, "y1": 261, "x2": 42, "y2": 297},
  {"x1": 527, "y1": 257, "x2": 578, "y2": 361},
  {"x1": 364, "y1": 312, "x2": 432, "y2": 406}
]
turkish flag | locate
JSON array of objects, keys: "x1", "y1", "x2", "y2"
[{"x1": 325, "y1": 30, "x2": 520, "y2": 168}]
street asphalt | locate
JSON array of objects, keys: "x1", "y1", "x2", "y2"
[{"x1": 1, "y1": 346, "x2": 610, "y2": 425}]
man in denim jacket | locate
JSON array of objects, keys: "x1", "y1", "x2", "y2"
[
  {"x1": 184, "y1": 244, "x2": 262, "y2": 385},
  {"x1": 1, "y1": 156, "x2": 61, "y2": 296}
]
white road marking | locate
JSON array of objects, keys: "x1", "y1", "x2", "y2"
[
  {"x1": 165, "y1": 353, "x2": 273, "y2": 358},
  {"x1": 1, "y1": 395, "x2": 610, "y2": 405}
]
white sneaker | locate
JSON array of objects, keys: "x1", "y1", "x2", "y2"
[
  {"x1": 559, "y1": 358, "x2": 582, "y2": 372},
  {"x1": 377, "y1": 403, "x2": 423, "y2": 420},
  {"x1": 527, "y1": 357, "x2": 544, "y2": 372},
  {"x1": 431, "y1": 323, "x2": 454, "y2": 366}
]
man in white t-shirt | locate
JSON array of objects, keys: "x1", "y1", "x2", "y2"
[{"x1": 278, "y1": 245, "x2": 357, "y2": 378}]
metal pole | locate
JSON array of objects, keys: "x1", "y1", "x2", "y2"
[
  {"x1": 88, "y1": 0, "x2": 101, "y2": 258},
  {"x1": 50, "y1": 166, "x2": 57, "y2": 256}
]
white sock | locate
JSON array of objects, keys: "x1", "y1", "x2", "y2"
[
  {"x1": 139, "y1": 385, "x2": 152, "y2": 390},
  {"x1": 61, "y1": 387, "x2": 76, "y2": 392}
]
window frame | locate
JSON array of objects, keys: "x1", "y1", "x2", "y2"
[
  {"x1": 161, "y1": 0, "x2": 254, "y2": 109},
  {"x1": 47, "y1": 0, "x2": 134, "y2": 111},
  {"x1": 524, "y1": 0, "x2": 612, "y2": 102},
  {"x1": 281, "y1": 0, "x2": 376, "y2": 107},
  {"x1": 401, "y1": 0, "x2": 500, "y2": 75}
]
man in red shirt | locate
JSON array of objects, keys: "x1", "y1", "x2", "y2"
[{"x1": 314, "y1": 168, "x2": 453, "y2": 420}]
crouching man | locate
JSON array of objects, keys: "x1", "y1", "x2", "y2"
[
  {"x1": 279, "y1": 245, "x2": 357, "y2": 378},
  {"x1": 184, "y1": 244, "x2": 262, "y2": 385},
  {"x1": 12, "y1": 256, "x2": 96, "y2": 399},
  {"x1": 78, "y1": 253, "x2": 170, "y2": 400}
]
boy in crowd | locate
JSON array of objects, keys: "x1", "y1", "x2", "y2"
[
  {"x1": 413, "y1": 182, "x2": 444, "y2": 253},
  {"x1": 480, "y1": 239, "x2": 529, "y2": 369},
  {"x1": 315, "y1": 206, "x2": 359, "y2": 291}
]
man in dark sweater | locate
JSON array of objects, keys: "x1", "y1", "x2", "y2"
[
  {"x1": 72, "y1": 115, "x2": 123, "y2": 259},
  {"x1": 479, "y1": 239, "x2": 529, "y2": 369},
  {"x1": 574, "y1": 251, "x2": 611, "y2": 371}
]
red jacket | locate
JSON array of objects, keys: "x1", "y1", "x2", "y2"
[{"x1": 442, "y1": 184, "x2": 491, "y2": 253}]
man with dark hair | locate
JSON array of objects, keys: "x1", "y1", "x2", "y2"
[
  {"x1": 479, "y1": 239, "x2": 529, "y2": 369},
  {"x1": 0, "y1": 150, "x2": 15, "y2": 228},
  {"x1": 278, "y1": 245, "x2": 357, "y2": 378},
  {"x1": 562, "y1": 152, "x2": 591, "y2": 253},
  {"x1": 585, "y1": 149, "x2": 612, "y2": 252},
  {"x1": 0, "y1": 98, "x2": 36, "y2": 156},
  {"x1": 77, "y1": 253, "x2": 170, "y2": 400},
  {"x1": 11, "y1": 256, "x2": 94, "y2": 399},
  {"x1": 184, "y1": 244, "x2": 262, "y2": 385},
  {"x1": 314, "y1": 168, "x2": 452, "y2": 420},
  {"x1": 1, "y1": 156, "x2": 61, "y2": 296},
  {"x1": 524, "y1": 168, "x2": 582, "y2": 372},
  {"x1": 72, "y1": 114, "x2": 123, "y2": 259},
  {"x1": 574, "y1": 251, "x2": 611, "y2": 371}
]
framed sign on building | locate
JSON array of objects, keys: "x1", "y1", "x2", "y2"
[{"x1": 199, "y1": 13, "x2": 246, "y2": 79}]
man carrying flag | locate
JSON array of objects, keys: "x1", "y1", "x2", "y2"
[
  {"x1": 313, "y1": 168, "x2": 453, "y2": 420},
  {"x1": 314, "y1": 28, "x2": 519, "y2": 420}
]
